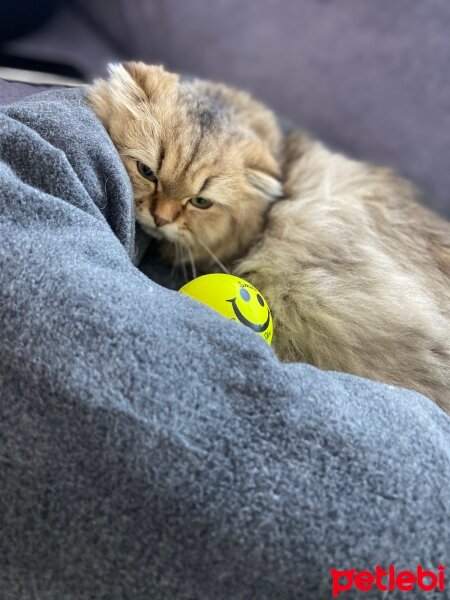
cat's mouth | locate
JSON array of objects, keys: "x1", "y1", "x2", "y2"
[
  {"x1": 139, "y1": 220, "x2": 166, "y2": 239},
  {"x1": 138, "y1": 211, "x2": 183, "y2": 242}
]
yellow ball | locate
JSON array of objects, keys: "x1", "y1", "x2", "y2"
[{"x1": 179, "y1": 273, "x2": 273, "y2": 344}]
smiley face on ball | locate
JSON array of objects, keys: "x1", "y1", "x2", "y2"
[
  {"x1": 179, "y1": 273, "x2": 273, "y2": 344},
  {"x1": 227, "y1": 285, "x2": 271, "y2": 335}
]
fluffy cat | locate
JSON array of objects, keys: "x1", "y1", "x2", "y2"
[{"x1": 88, "y1": 62, "x2": 450, "y2": 414}]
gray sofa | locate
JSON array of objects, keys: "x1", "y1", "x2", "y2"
[{"x1": 3, "y1": 0, "x2": 449, "y2": 217}]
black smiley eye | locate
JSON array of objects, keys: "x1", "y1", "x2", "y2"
[
  {"x1": 137, "y1": 161, "x2": 157, "y2": 182},
  {"x1": 257, "y1": 294, "x2": 264, "y2": 306},
  {"x1": 240, "y1": 288, "x2": 251, "y2": 302}
]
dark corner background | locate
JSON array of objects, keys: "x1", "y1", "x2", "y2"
[{"x1": 1, "y1": 0, "x2": 449, "y2": 218}]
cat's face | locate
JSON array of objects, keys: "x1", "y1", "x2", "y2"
[{"x1": 88, "y1": 63, "x2": 283, "y2": 270}]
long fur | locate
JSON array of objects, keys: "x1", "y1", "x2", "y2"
[{"x1": 88, "y1": 63, "x2": 450, "y2": 414}]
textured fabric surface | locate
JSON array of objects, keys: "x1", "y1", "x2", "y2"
[
  {"x1": 4, "y1": 0, "x2": 450, "y2": 217},
  {"x1": 0, "y1": 88, "x2": 449, "y2": 599}
]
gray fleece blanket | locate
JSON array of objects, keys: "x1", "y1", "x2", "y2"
[{"x1": 0, "y1": 87, "x2": 449, "y2": 600}]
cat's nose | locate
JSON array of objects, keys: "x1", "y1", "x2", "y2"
[{"x1": 153, "y1": 214, "x2": 170, "y2": 228}]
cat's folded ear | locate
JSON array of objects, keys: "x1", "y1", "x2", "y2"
[
  {"x1": 88, "y1": 62, "x2": 179, "y2": 123},
  {"x1": 246, "y1": 169, "x2": 283, "y2": 201},
  {"x1": 122, "y1": 62, "x2": 179, "y2": 100},
  {"x1": 245, "y1": 148, "x2": 283, "y2": 201}
]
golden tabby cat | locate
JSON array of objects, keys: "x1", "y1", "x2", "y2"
[{"x1": 88, "y1": 63, "x2": 450, "y2": 414}]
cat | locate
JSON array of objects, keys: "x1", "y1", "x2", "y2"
[{"x1": 88, "y1": 62, "x2": 450, "y2": 414}]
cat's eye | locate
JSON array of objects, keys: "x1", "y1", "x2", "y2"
[
  {"x1": 137, "y1": 161, "x2": 157, "y2": 182},
  {"x1": 190, "y1": 196, "x2": 213, "y2": 209}
]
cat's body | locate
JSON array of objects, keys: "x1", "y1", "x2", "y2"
[
  {"x1": 89, "y1": 63, "x2": 450, "y2": 414},
  {"x1": 236, "y1": 133, "x2": 450, "y2": 411}
]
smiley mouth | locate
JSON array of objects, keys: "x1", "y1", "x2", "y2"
[{"x1": 226, "y1": 297, "x2": 271, "y2": 333}]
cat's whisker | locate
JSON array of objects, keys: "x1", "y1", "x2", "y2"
[
  {"x1": 177, "y1": 240, "x2": 189, "y2": 282},
  {"x1": 171, "y1": 240, "x2": 180, "y2": 278},
  {"x1": 193, "y1": 235, "x2": 230, "y2": 275},
  {"x1": 186, "y1": 245, "x2": 197, "y2": 279}
]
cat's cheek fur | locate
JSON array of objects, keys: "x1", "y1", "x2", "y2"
[{"x1": 134, "y1": 207, "x2": 160, "y2": 238}]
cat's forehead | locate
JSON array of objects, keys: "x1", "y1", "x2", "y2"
[
  {"x1": 180, "y1": 86, "x2": 231, "y2": 127},
  {"x1": 151, "y1": 84, "x2": 251, "y2": 194},
  {"x1": 154, "y1": 121, "x2": 246, "y2": 202},
  {"x1": 161, "y1": 127, "x2": 240, "y2": 182},
  {"x1": 184, "y1": 96, "x2": 219, "y2": 130},
  {"x1": 159, "y1": 139, "x2": 233, "y2": 200},
  {"x1": 159, "y1": 104, "x2": 242, "y2": 176}
]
